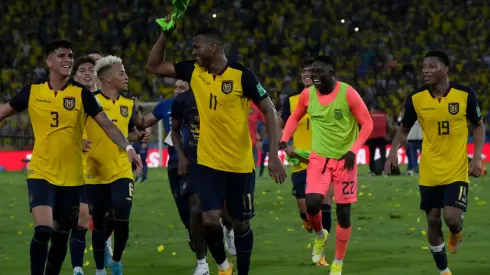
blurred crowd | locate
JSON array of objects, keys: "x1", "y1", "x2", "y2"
[{"x1": 1, "y1": 0, "x2": 489, "y2": 148}]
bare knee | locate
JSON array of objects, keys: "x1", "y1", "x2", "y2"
[
  {"x1": 202, "y1": 210, "x2": 221, "y2": 231},
  {"x1": 427, "y1": 212, "x2": 443, "y2": 229},
  {"x1": 78, "y1": 203, "x2": 91, "y2": 228},
  {"x1": 233, "y1": 219, "x2": 250, "y2": 235}
]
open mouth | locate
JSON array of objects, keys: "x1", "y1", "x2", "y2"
[
  {"x1": 313, "y1": 79, "x2": 322, "y2": 85},
  {"x1": 62, "y1": 65, "x2": 71, "y2": 70},
  {"x1": 83, "y1": 77, "x2": 92, "y2": 82},
  {"x1": 423, "y1": 75, "x2": 432, "y2": 81},
  {"x1": 303, "y1": 77, "x2": 312, "y2": 82}
]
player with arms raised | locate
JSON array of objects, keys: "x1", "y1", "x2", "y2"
[
  {"x1": 385, "y1": 50, "x2": 485, "y2": 275},
  {"x1": 281, "y1": 56, "x2": 373, "y2": 275},
  {"x1": 0, "y1": 40, "x2": 142, "y2": 275},
  {"x1": 147, "y1": 24, "x2": 286, "y2": 274},
  {"x1": 280, "y1": 59, "x2": 333, "y2": 266}
]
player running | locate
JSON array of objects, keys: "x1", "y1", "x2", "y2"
[
  {"x1": 84, "y1": 55, "x2": 143, "y2": 275},
  {"x1": 385, "y1": 50, "x2": 485, "y2": 275},
  {"x1": 0, "y1": 40, "x2": 142, "y2": 275},
  {"x1": 280, "y1": 59, "x2": 333, "y2": 266},
  {"x1": 147, "y1": 24, "x2": 286, "y2": 274},
  {"x1": 281, "y1": 56, "x2": 373, "y2": 275},
  {"x1": 70, "y1": 55, "x2": 98, "y2": 275}
]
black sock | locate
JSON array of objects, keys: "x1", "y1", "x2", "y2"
[
  {"x1": 235, "y1": 228, "x2": 254, "y2": 275},
  {"x1": 430, "y1": 243, "x2": 448, "y2": 271},
  {"x1": 299, "y1": 212, "x2": 308, "y2": 222},
  {"x1": 92, "y1": 228, "x2": 106, "y2": 269},
  {"x1": 30, "y1": 225, "x2": 53, "y2": 275},
  {"x1": 106, "y1": 219, "x2": 115, "y2": 241},
  {"x1": 45, "y1": 231, "x2": 70, "y2": 275},
  {"x1": 70, "y1": 227, "x2": 87, "y2": 268},
  {"x1": 113, "y1": 220, "x2": 129, "y2": 262},
  {"x1": 206, "y1": 225, "x2": 227, "y2": 265},
  {"x1": 321, "y1": 204, "x2": 332, "y2": 232}
]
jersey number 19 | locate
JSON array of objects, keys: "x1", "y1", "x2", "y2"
[{"x1": 437, "y1": 121, "x2": 449, "y2": 136}]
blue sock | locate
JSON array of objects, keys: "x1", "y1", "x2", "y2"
[
  {"x1": 70, "y1": 227, "x2": 87, "y2": 268},
  {"x1": 235, "y1": 228, "x2": 254, "y2": 275},
  {"x1": 430, "y1": 243, "x2": 448, "y2": 271},
  {"x1": 45, "y1": 231, "x2": 70, "y2": 275},
  {"x1": 321, "y1": 204, "x2": 332, "y2": 232},
  {"x1": 30, "y1": 225, "x2": 52, "y2": 275}
]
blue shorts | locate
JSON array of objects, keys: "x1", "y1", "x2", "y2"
[
  {"x1": 419, "y1": 181, "x2": 468, "y2": 212},
  {"x1": 80, "y1": 184, "x2": 89, "y2": 204},
  {"x1": 291, "y1": 170, "x2": 307, "y2": 199},
  {"x1": 197, "y1": 164, "x2": 255, "y2": 221},
  {"x1": 86, "y1": 178, "x2": 134, "y2": 218},
  {"x1": 27, "y1": 179, "x2": 82, "y2": 226},
  {"x1": 180, "y1": 162, "x2": 199, "y2": 197}
]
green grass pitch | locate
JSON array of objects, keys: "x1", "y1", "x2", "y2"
[{"x1": 0, "y1": 166, "x2": 489, "y2": 274}]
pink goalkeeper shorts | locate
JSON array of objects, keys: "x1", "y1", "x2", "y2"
[{"x1": 306, "y1": 152, "x2": 358, "y2": 204}]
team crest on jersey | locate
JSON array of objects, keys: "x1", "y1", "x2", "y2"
[
  {"x1": 221, "y1": 81, "x2": 233, "y2": 94},
  {"x1": 334, "y1": 109, "x2": 343, "y2": 120},
  {"x1": 249, "y1": 107, "x2": 254, "y2": 114},
  {"x1": 63, "y1": 97, "x2": 76, "y2": 110},
  {"x1": 120, "y1": 106, "x2": 129, "y2": 117},
  {"x1": 448, "y1": 102, "x2": 459, "y2": 115}
]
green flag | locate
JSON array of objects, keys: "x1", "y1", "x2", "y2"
[{"x1": 156, "y1": 0, "x2": 189, "y2": 31}]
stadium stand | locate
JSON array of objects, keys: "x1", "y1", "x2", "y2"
[{"x1": 1, "y1": 0, "x2": 489, "y2": 149}]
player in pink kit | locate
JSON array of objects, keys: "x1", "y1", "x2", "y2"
[{"x1": 281, "y1": 56, "x2": 373, "y2": 275}]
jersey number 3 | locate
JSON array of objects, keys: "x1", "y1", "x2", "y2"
[
  {"x1": 50, "y1": 111, "x2": 59, "y2": 128},
  {"x1": 437, "y1": 121, "x2": 449, "y2": 136}
]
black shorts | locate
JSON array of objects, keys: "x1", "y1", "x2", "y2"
[
  {"x1": 180, "y1": 162, "x2": 199, "y2": 198},
  {"x1": 419, "y1": 181, "x2": 469, "y2": 212},
  {"x1": 80, "y1": 184, "x2": 89, "y2": 204},
  {"x1": 27, "y1": 179, "x2": 81, "y2": 225},
  {"x1": 291, "y1": 170, "x2": 307, "y2": 199},
  {"x1": 86, "y1": 178, "x2": 134, "y2": 217},
  {"x1": 197, "y1": 164, "x2": 255, "y2": 221}
]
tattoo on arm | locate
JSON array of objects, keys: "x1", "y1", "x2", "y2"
[{"x1": 94, "y1": 112, "x2": 130, "y2": 150}]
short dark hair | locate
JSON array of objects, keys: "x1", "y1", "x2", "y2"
[
  {"x1": 72, "y1": 56, "x2": 96, "y2": 75},
  {"x1": 314, "y1": 56, "x2": 336, "y2": 70},
  {"x1": 87, "y1": 49, "x2": 104, "y2": 56},
  {"x1": 301, "y1": 59, "x2": 315, "y2": 69},
  {"x1": 45, "y1": 39, "x2": 73, "y2": 56},
  {"x1": 425, "y1": 50, "x2": 450, "y2": 67},
  {"x1": 194, "y1": 27, "x2": 224, "y2": 44}
]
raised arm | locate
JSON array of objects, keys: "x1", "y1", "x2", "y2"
[
  {"x1": 346, "y1": 87, "x2": 373, "y2": 154},
  {"x1": 146, "y1": 32, "x2": 177, "y2": 77},
  {"x1": 280, "y1": 91, "x2": 308, "y2": 143}
]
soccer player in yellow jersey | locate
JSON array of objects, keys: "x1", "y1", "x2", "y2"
[
  {"x1": 385, "y1": 50, "x2": 485, "y2": 275},
  {"x1": 70, "y1": 55, "x2": 98, "y2": 275},
  {"x1": 84, "y1": 55, "x2": 140, "y2": 275},
  {"x1": 147, "y1": 23, "x2": 286, "y2": 275},
  {"x1": 0, "y1": 40, "x2": 142, "y2": 275},
  {"x1": 280, "y1": 59, "x2": 333, "y2": 266}
]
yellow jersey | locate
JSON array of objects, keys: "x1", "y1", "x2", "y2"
[
  {"x1": 8, "y1": 80, "x2": 102, "y2": 186},
  {"x1": 174, "y1": 60, "x2": 269, "y2": 173},
  {"x1": 402, "y1": 82, "x2": 482, "y2": 186},
  {"x1": 84, "y1": 92, "x2": 136, "y2": 184},
  {"x1": 281, "y1": 91, "x2": 312, "y2": 172}
]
